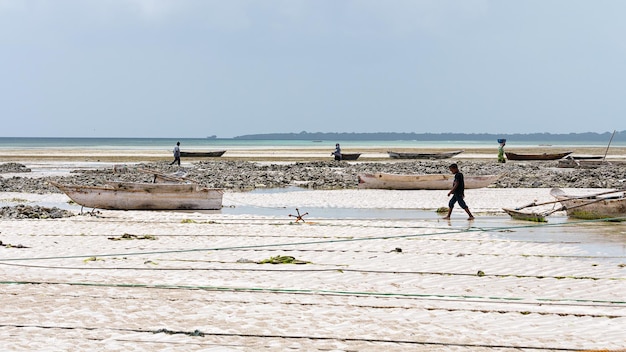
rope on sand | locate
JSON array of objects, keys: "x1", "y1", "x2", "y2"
[
  {"x1": 2, "y1": 279, "x2": 626, "y2": 306},
  {"x1": 1, "y1": 261, "x2": 625, "y2": 281},
  {"x1": 0, "y1": 322, "x2": 597, "y2": 351},
  {"x1": 0, "y1": 217, "x2": 623, "y2": 263}
]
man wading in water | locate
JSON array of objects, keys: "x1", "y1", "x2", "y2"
[{"x1": 443, "y1": 163, "x2": 475, "y2": 220}]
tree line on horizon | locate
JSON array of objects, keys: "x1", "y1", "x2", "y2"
[{"x1": 232, "y1": 131, "x2": 624, "y2": 142}]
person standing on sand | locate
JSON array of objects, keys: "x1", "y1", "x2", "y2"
[
  {"x1": 331, "y1": 143, "x2": 342, "y2": 161},
  {"x1": 443, "y1": 163, "x2": 474, "y2": 220},
  {"x1": 497, "y1": 139, "x2": 506, "y2": 163},
  {"x1": 170, "y1": 141, "x2": 181, "y2": 166}
]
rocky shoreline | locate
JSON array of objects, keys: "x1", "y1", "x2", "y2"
[{"x1": 1, "y1": 160, "x2": 625, "y2": 194}]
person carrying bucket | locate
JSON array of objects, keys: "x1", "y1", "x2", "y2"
[{"x1": 497, "y1": 139, "x2": 506, "y2": 163}]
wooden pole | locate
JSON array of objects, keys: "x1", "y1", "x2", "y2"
[{"x1": 602, "y1": 130, "x2": 616, "y2": 162}]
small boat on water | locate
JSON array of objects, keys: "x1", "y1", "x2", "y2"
[
  {"x1": 179, "y1": 150, "x2": 226, "y2": 158},
  {"x1": 50, "y1": 181, "x2": 223, "y2": 210},
  {"x1": 550, "y1": 188, "x2": 626, "y2": 221},
  {"x1": 505, "y1": 151, "x2": 572, "y2": 161},
  {"x1": 387, "y1": 150, "x2": 464, "y2": 159},
  {"x1": 340, "y1": 153, "x2": 361, "y2": 161},
  {"x1": 357, "y1": 173, "x2": 500, "y2": 190}
]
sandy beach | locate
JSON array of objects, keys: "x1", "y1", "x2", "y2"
[{"x1": 1, "y1": 148, "x2": 626, "y2": 351}]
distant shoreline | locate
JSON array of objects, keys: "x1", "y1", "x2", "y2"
[
  {"x1": 1, "y1": 130, "x2": 624, "y2": 142},
  {"x1": 230, "y1": 131, "x2": 625, "y2": 142}
]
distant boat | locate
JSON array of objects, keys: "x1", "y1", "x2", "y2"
[
  {"x1": 340, "y1": 153, "x2": 361, "y2": 161},
  {"x1": 357, "y1": 173, "x2": 501, "y2": 190},
  {"x1": 179, "y1": 150, "x2": 226, "y2": 158},
  {"x1": 387, "y1": 150, "x2": 464, "y2": 159},
  {"x1": 505, "y1": 151, "x2": 572, "y2": 161},
  {"x1": 50, "y1": 181, "x2": 223, "y2": 210}
]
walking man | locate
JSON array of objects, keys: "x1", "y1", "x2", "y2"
[
  {"x1": 443, "y1": 163, "x2": 474, "y2": 220},
  {"x1": 170, "y1": 141, "x2": 181, "y2": 166},
  {"x1": 331, "y1": 143, "x2": 342, "y2": 161}
]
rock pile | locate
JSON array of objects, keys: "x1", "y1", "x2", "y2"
[
  {"x1": 0, "y1": 163, "x2": 31, "y2": 173},
  {"x1": 1, "y1": 160, "x2": 625, "y2": 193},
  {"x1": 0, "y1": 205, "x2": 75, "y2": 219}
]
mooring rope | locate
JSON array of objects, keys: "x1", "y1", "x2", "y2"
[
  {"x1": 1, "y1": 261, "x2": 624, "y2": 282},
  {"x1": 0, "y1": 322, "x2": 595, "y2": 351},
  {"x1": 1, "y1": 280, "x2": 625, "y2": 306},
  {"x1": 1, "y1": 217, "x2": 624, "y2": 263}
]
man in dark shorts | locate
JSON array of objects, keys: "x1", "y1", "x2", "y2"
[
  {"x1": 170, "y1": 141, "x2": 181, "y2": 166},
  {"x1": 443, "y1": 163, "x2": 475, "y2": 220}
]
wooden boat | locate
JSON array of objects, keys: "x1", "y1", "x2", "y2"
[
  {"x1": 504, "y1": 151, "x2": 572, "y2": 161},
  {"x1": 340, "y1": 153, "x2": 361, "y2": 161},
  {"x1": 557, "y1": 158, "x2": 612, "y2": 168},
  {"x1": 357, "y1": 173, "x2": 501, "y2": 190},
  {"x1": 387, "y1": 150, "x2": 463, "y2": 159},
  {"x1": 550, "y1": 188, "x2": 626, "y2": 221},
  {"x1": 502, "y1": 208, "x2": 548, "y2": 222},
  {"x1": 569, "y1": 155, "x2": 604, "y2": 160},
  {"x1": 179, "y1": 150, "x2": 226, "y2": 158},
  {"x1": 50, "y1": 181, "x2": 223, "y2": 210}
]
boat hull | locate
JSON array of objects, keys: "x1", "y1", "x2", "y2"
[
  {"x1": 502, "y1": 208, "x2": 547, "y2": 222},
  {"x1": 387, "y1": 150, "x2": 463, "y2": 159},
  {"x1": 340, "y1": 153, "x2": 361, "y2": 160},
  {"x1": 551, "y1": 188, "x2": 626, "y2": 220},
  {"x1": 179, "y1": 150, "x2": 226, "y2": 157},
  {"x1": 51, "y1": 181, "x2": 223, "y2": 210},
  {"x1": 505, "y1": 151, "x2": 572, "y2": 160},
  {"x1": 357, "y1": 173, "x2": 500, "y2": 190}
]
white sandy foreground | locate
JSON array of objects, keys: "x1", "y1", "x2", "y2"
[{"x1": 1, "y1": 188, "x2": 625, "y2": 351}]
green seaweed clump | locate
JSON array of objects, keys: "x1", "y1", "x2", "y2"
[{"x1": 257, "y1": 255, "x2": 308, "y2": 264}]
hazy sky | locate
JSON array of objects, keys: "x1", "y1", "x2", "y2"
[{"x1": 1, "y1": 0, "x2": 625, "y2": 138}]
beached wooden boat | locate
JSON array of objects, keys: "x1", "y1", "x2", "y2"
[
  {"x1": 50, "y1": 181, "x2": 223, "y2": 210},
  {"x1": 550, "y1": 188, "x2": 626, "y2": 220},
  {"x1": 504, "y1": 151, "x2": 572, "y2": 161},
  {"x1": 357, "y1": 173, "x2": 500, "y2": 190},
  {"x1": 557, "y1": 158, "x2": 612, "y2": 168},
  {"x1": 387, "y1": 150, "x2": 463, "y2": 159},
  {"x1": 179, "y1": 150, "x2": 226, "y2": 158},
  {"x1": 340, "y1": 153, "x2": 361, "y2": 161},
  {"x1": 502, "y1": 208, "x2": 548, "y2": 222},
  {"x1": 569, "y1": 155, "x2": 605, "y2": 160}
]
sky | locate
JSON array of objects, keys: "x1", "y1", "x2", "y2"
[{"x1": 1, "y1": 0, "x2": 625, "y2": 138}]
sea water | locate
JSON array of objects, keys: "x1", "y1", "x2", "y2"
[{"x1": 0, "y1": 136, "x2": 624, "y2": 150}]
